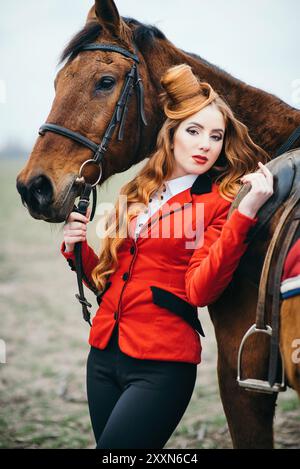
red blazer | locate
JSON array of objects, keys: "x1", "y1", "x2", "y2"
[{"x1": 61, "y1": 173, "x2": 257, "y2": 364}]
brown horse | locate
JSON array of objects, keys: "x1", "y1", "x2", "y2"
[{"x1": 16, "y1": 0, "x2": 300, "y2": 448}]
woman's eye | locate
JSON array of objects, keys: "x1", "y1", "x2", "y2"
[
  {"x1": 187, "y1": 128, "x2": 198, "y2": 135},
  {"x1": 186, "y1": 128, "x2": 223, "y2": 140},
  {"x1": 211, "y1": 135, "x2": 223, "y2": 141},
  {"x1": 95, "y1": 76, "x2": 116, "y2": 91}
]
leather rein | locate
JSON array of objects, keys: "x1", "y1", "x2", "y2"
[{"x1": 38, "y1": 43, "x2": 147, "y2": 326}]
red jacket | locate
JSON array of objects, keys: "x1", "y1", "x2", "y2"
[{"x1": 61, "y1": 173, "x2": 257, "y2": 364}]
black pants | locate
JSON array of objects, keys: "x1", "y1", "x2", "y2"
[{"x1": 86, "y1": 326, "x2": 197, "y2": 449}]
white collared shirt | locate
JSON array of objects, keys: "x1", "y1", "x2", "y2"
[{"x1": 133, "y1": 173, "x2": 198, "y2": 239}]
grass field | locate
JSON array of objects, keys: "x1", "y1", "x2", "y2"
[{"x1": 0, "y1": 158, "x2": 299, "y2": 449}]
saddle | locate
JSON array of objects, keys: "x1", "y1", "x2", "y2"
[
  {"x1": 234, "y1": 148, "x2": 300, "y2": 394},
  {"x1": 228, "y1": 148, "x2": 300, "y2": 240}
]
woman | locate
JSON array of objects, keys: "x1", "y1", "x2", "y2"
[{"x1": 61, "y1": 64, "x2": 273, "y2": 449}]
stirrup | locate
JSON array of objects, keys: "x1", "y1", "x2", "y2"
[{"x1": 237, "y1": 324, "x2": 286, "y2": 394}]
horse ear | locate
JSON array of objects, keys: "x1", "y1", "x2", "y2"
[
  {"x1": 94, "y1": 0, "x2": 121, "y2": 36},
  {"x1": 86, "y1": 6, "x2": 97, "y2": 23}
]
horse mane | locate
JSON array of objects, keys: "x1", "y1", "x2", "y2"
[
  {"x1": 183, "y1": 50, "x2": 246, "y2": 84},
  {"x1": 59, "y1": 17, "x2": 166, "y2": 64},
  {"x1": 59, "y1": 16, "x2": 232, "y2": 88},
  {"x1": 124, "y1": 17, "x2": 166, "y2": 44}
]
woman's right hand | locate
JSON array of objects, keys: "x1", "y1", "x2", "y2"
[
  {"x1": 63, "y1": 207, "x2": 91, "y2": 253},
  {"x1": 238, "y1": 162, "x2": 274, "y2": 219}
]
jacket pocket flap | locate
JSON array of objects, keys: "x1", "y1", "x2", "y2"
[{"x1": 150, "y1": 286, "x2": 205, "y2": 337}]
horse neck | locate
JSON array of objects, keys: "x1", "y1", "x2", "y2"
[{"x1": 141, "y1": 39, "x2": 300, "y2": 157}]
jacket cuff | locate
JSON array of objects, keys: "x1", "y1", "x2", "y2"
[
  {"x1": 229, "y1": 208, "x2": 258, "y2": 232},
  {"x1": 226, "y1": 208, "x2": 258, "y2": 242},
  {"x1": 60, "y1": 241, "x2": 75, "y2": 260},
  {"x1": 60, "y1": 239, "x2": 92, "y2": 259}
]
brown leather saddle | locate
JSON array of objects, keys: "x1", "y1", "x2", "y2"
[
  {"x1": 231, "y1": 148, "x2": 300, "y2": 394},
  {"x1": 228, "y1": 148, "x2": 300, "y2": 240}
]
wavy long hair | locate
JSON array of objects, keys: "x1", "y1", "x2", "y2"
[{"x1": 91, "y1": 64, "x2": 270, "y2": 292}]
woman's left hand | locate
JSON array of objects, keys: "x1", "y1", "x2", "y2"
[{"x1": 238, "y1": 162, "x2": 274, "y2": 219}]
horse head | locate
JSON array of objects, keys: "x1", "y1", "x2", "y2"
[
  {"x1": 16, "y1": 0, "x2": 300, "y2": 226},
  {"x1": 16, "y1": 0, "x2": 161, "y2": 223}
]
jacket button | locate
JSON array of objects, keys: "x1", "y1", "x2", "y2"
[
  {"x1": 114, "y1": 312, "x2": 118, "y2": 320},
  {"x1": 130, "y1": 246, "x2": 135, "y2": 255},
  {"x1": 122, "y1": 272, "x2": 129, "y2": 281}
]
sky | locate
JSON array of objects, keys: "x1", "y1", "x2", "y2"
[{"x1": 0, "y1": 0, "x2": 299, "y2": 151}]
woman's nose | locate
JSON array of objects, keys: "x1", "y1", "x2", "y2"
[
  {"x1": 198, "y1": 140, "x2": 210, "y2": 152},
  {"x1": 197, "y1": 134, "x2": 211, "y2": 152}
]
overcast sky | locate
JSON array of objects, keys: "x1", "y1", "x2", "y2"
[{"x1": 0, "y1": 0, "x2": 299, "y2": 150}]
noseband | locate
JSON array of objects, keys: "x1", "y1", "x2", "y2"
[{"x1": 38, "y1": 43, "x2": 148, "y2": 325}]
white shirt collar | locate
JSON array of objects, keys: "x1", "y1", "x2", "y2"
[{"x1": 165, "y1": 174, "x2": 198, "y2": 197}]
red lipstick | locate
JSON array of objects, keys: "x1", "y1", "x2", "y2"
[{"x1": 192, "y1": 155, "x2": 208, "y2": 165}]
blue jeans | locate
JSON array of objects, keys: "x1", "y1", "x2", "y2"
[{"x1": 86, "y1": 325, "x2": 197, "y2": 449}]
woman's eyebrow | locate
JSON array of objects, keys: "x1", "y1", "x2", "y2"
[{"x1": 188, "y1": 122, "x2": 224, "y2": 133}]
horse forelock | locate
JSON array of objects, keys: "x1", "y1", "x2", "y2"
[
  {"x1": 59, "y1": 17, "x2": 167, "y2": 65},
  {"x1": 59, "y1": 22, "x2": 103, "y2": 64}
]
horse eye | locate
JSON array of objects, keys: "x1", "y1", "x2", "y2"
[{"x1": 95, "y1": 76, "x2": 116, "y2": 91}]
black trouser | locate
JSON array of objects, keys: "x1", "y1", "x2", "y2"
[{"x1": 86, "y1": 326, "x2": 197, "y2": 449}]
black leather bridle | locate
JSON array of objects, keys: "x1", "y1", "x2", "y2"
[
  {"x1": 38, "y1": 43, "x2": 147, "y2": 325},
  {"x1": 39, "y1": 43, "x2": 147, "y2": 204}
]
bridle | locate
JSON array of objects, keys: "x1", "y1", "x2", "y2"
[
  {"x1": 39, "y1": 43, "x2": 147, "y2": 208},
  {"x1": 38, "y1": 43, "x2": 147, "y2": 325}
]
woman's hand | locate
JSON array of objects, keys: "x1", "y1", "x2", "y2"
[
  {"x1": 238, "y1": 162, "x2": 274, "y2": 219},
  {"x1": 63, "y1": 207, "x2": 91, "y2": 253}
]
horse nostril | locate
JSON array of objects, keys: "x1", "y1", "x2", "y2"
[
  {"x1": 27, "y1": 175, "x2": 54, "y2": 212},
  {"x1": 30, "y1": 175, "x2": 53, "y2": 201},
  {"x1": 16, "y1": 178, "x2": 28, "y2": 205},
  {"x1": 32, "y1": 177, "x2": 44, "y2": 195}
]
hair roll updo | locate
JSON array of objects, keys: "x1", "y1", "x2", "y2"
[
  {"x1": 90, "y1": 63, "x2": 270, "y2": 293},
  {"x1": 159, "y1": 64, "x2": 218, "y2": 119}
]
